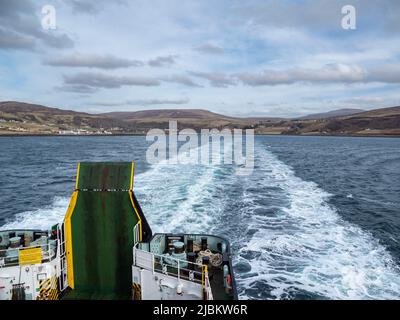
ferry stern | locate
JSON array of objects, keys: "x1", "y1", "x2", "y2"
[{"x1": 0, "y1": 162, "x2": 237, "y2": 300}]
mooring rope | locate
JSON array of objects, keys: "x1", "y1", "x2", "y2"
[{"x1": 195, "y1": 249, "x2": 223, "y2": 267}]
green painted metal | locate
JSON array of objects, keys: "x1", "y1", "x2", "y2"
[
  {"x1": 77, "y1": 162, "x2": 132, "y2": 190},
  {"x1": 64, "y1": 162, "x2": 150, "y2": 300}
]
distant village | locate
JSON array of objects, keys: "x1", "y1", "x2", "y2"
[
  {"x1": 0, "y1": 117, "x2": 113, "y2": 135},
  {"x1": 58, "y1": 129, "x2": 112, "y2": 135}
]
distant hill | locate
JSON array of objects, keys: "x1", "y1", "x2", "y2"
[
  {"x1": 296, "y1": 108, "x2": 364, "y2": 120},
  {"x1": 0, "y1": 101, "x2": 83, "y2": 115},
  {"x1": 342, "y1": 106, "x2": 400, "y2": 118},
  {"x1": 0, "y1": 101, "x2": 255, "y2": 134},
  {"x1": 0, "y1": 101, "x2": 399, "y2": 136},
  {"x1": 101, "y1": 109, "x2": 236, "y2": 121},
  {"x1": 99, "y1": 109, "x2": 255, "y2": 131},
  {"x1": 283, "y1": 106, "x2": 400, "y2": 136},
  {"x1": 0, "y1": 101, "x2": 130, "y2": 134}
]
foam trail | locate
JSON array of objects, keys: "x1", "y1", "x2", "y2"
[
  {"x1": 2, "y1": 141, "x2": 400, "y2": 300},
  {"x1": 0, "y1": 143, "x2": 231, "y2": 234},
  {"x1": 135, "y1": 143, "x2": 234, "y2": 234},
  {"x1": 0, "y1": 196, "x2": 70, "y2": 230},
  {"x1": 236, "y1": 146, "x2": 400, "y2": 300}
]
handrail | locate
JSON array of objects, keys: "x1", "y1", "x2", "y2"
[
  {"x1": 0, "y1": 242, "x2": 58, "y2": 267},
  {"x1": 133, "y1": 222, "x2": 141, "y2": 247},
  {"x1": 57, "y1": 224, "x2": 68, "y2": 292},
  {"x1": 133, "y1": 245, "x2": 211, "y2": 290}
]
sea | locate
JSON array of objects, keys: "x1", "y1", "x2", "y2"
[{"x1": 0, "y1": 135, "x2": 399, "y2": 300}]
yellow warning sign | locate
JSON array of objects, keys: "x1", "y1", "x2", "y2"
[{"x1": 19, "y1": 247, "x2": 42, "y2": 265}]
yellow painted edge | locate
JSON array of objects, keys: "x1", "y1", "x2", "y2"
[
  {"x1": 202, "y1": 266, "x2": 205, "y2": 289},
  {"x1": 129, "y1": 191, "x2": 142, "y2": 241},
  {"x1": 202, "y1": 265, "x2": 209, "y2": 289},
  {"x1": 65, "y1": 190, "x2": 78, "y2": 289},
  {"x1": 129, "y1": 161, "x2": 142, "y2": 241},
  {"x1": 75, "y1": 162, "x2": 81, "y2": 190},
  {"x1": 130, "y1": 161, "x2": 135, "y2": 190},
  {"x1": 65, "y1": 163, "x2": 80, "y2": 289}
]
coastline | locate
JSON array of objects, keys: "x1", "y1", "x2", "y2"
[{"x1": 1, "y1": 133, "x2": 399, "y2": 138}]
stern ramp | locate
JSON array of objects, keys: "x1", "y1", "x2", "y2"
[{"x1": 63, "y1": 162, "x2": 152, "y2": 299}]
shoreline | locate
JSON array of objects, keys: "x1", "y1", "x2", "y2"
[{"x1": 0, "y1": 133, "x2": 399, "y2": 138}]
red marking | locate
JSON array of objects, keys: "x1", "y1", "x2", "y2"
[{"x1": 227, "y1": 274, "x2": 231, "y2": 287}]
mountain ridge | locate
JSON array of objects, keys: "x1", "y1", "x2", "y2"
[
  {"x1": 1, "y1": 101, "x2": 399, "y2": 136},
  {"x1": 296, "y1": 108, "x2": 365, "y2": 120}
]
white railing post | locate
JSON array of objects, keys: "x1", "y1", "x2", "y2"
[{"x1": 133, "y1": 222, "x2": 140, "y2": 247}]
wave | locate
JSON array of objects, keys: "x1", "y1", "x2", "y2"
[
  {"x1": 135, "y1": 143, "x2": 234, "y2": 234},
  {"x1": 1, "y1": 142, "x2": 400, "y2": 300},
  {"x1": 235, "y1": 146, "x2": 400, "y2": 300},
  {"x1": 0, "y1": 196, "x2": 70, "y2": 230}
]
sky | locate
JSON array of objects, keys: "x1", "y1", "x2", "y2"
[{"x1": 0, "y1": 0, "x2": 399, "y2": 118}]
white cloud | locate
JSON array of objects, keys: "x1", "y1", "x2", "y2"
[
  {"x1": 1, "y1": 0, "x2": 400, "y2": 117},
  {"x1": 0, "y1": 0, "x2": 74, "y2": 50},
  {"x1": 0, "y1": 27, "x2": 36, "y2": 50},
  {"x1": 148, "y1": 55, "x2": 177, "y2": 67},
  {"x1": 190, "y1": 71, "x2": 236, "y2": 87},
  {"x1": 45, "y1": 53, "x2": 143, "y2": 69},
  {"x1": 367, "y1": 65, "x2": 400, "y2": 83},
  {"x1": 63, "y1": 72, "x2": 161, "y2": 88},
  {"x1": 90, "y1": 98, "x2": 190, "y2": 107},
  {"x1": 236, "y1": 64, "x2": 366, "y2": 86},
  {"x1": 194, "y1": 43, "x2": 224, "y2": 55},
  {"x1": 160, "y1": 74, "x2": 202, "y2": 87}
]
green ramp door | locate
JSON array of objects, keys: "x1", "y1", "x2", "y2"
[{"x1": 64, "y1": 162, "x2": 152, "y2": 299}]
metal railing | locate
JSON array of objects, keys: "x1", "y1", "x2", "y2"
[
  {"x1": 0, "y1": 242, "x2": 57, "y2": 268},
  {"x1": 133, "y1": 222, "x2": 141, "y2": 246},
  {"x1": 133, "y1": 244, "x2": 210, "y2": 290},
  {"x1": 57, "y1": 224, "x2": 68, "y2": 292}
]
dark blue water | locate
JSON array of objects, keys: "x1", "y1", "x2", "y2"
[
  {"x1": 0, "y1": 136, "x2": 150, "y2": 225},
  {"x1": 268, "y1": 136, "x2": 400, "y2": 264},
  {"x1": 0, "y1": 135, "x2": 399, "y2": 299}
]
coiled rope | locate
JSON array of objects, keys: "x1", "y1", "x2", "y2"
[{"x1": 195, "y1": 249, "x2": 223, "y2": 267}]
